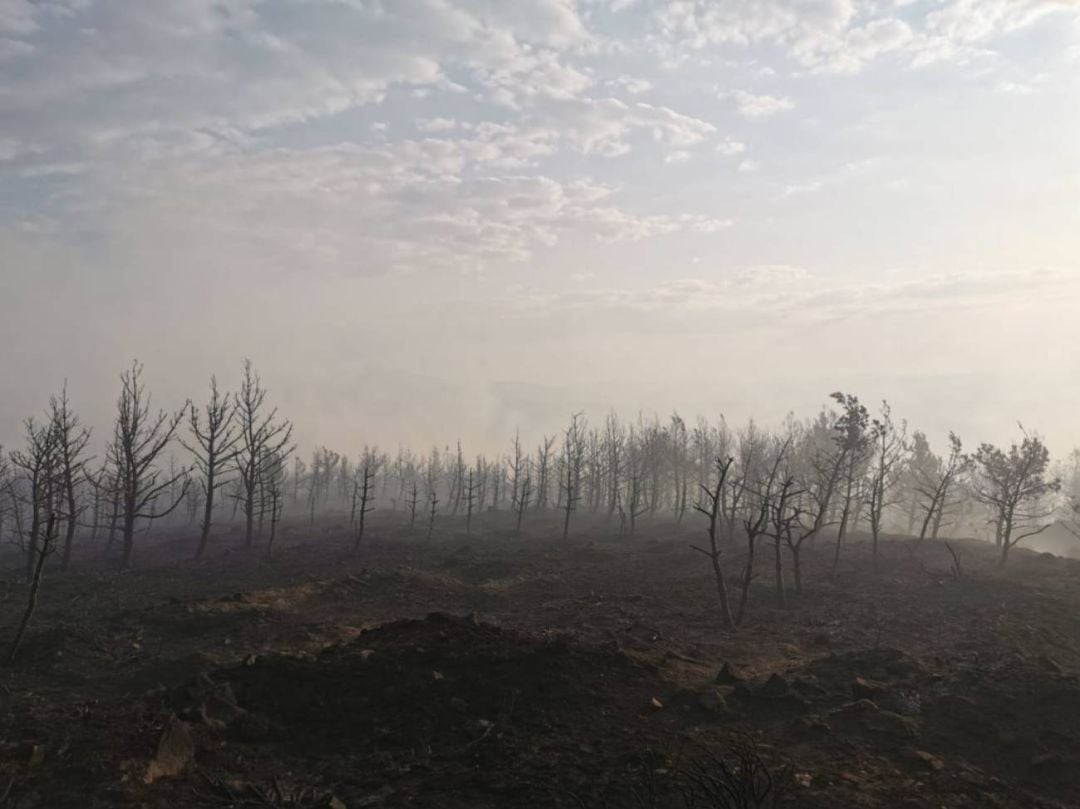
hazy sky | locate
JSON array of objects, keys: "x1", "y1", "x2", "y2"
[{"x1": 2, "y1": 0, "x2": 1079, "y2": 456}]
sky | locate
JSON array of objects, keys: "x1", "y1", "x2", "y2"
[{"x1": 1, "y1": 0, "x2": 1079, "y2": 457}]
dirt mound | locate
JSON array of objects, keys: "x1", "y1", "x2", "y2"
[
  {"x1": 924, "y1": 657, "x2": 1080, "y2": 797},
  {"x1": 208, "y1": 613, "x2": 680, "y2": 807}
]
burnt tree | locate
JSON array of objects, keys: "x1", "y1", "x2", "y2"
[
  {"x1": 108, "y1": 362, "x2": 189, "y2": 569},
  {"x1": 182, "y1": 376, "x2": 240, "y2": 560}
]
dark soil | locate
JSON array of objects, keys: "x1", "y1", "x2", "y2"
[{"x1": 2, "y1": 513, "x2": 1080, "y2": 808}]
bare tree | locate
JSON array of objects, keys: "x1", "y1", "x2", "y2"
[
  {"x1": 560, "y1": 413, "x2": 587, "y2": 540},
  {"x1": 622, "y1": 426, "x2": 650, "y2": 535},
  {"x1": 1062, "y1": 450, "x2": 1080, "y2": 541},
  {"x1": 508, "y1": 431, "x2": 525, "y2": 519},
  {"x1": 264, "y1": 448, "x2": 288, "y2": 559},
  {"x1": 48, "y1": 386, "x2": 92, "y2": 569},
  {"x1": 828, "y1": 393, "x2": 870, "y2": 575},
  {"x1": 235, "y1": 360, "x2": 293, "y2": 548},
  {"x1": 535, "y1": 434, "x2": 555, "y2": 510},
  {"x1": 515, "y1": 467, "x2": 532, "y2": 533},
  {"x1": 784, "y1": 418, "x2": 844, "y2": 596},
  {"x1": 604, "y1": 413, "x2": 625, "y2": 519},
  {"x1": 971, "y1": 430, "x2": 1060, "y2": 565},
  {"x1": 0, "y1": 448, "x2": 10, "y2": 548},
  {"x1": 182, "y1": 376, "x2": 240, "y2": 560},
  {"x1": 426, "y1": 490, "x2": 439, "y2": 542},
  {"x1": 670, "y1": 413, "x2": 690, "y2": 522},
  {"x1": 735, "y1": 441, "x2": 788, "y2": 626},
  {"x1": 10, "y1": 419, "x2": 60, "y2": 581},
  {"x1": 407, "y1": 480, "x2": 420, "y2": 530},
  {"x1": 911, "y1": 431, "x2": 969, "y2": 542},
  {"x1": 464, "y1": 467, "x2": 478, "y2": 534},
  {"x1": 866, "y1": 401, "x2": 908, "y2": 573},
  {"x1": 767, "y1": 475, "x2": 801, "y2": 609},
  {"x1": 353, "y1": 448, "x2": 380, "y2": 553},
  {"x1": 306, "y1": 446, "x2": 341, "y2": 526},
  {"x1": 108, "y1": 362, "x2": 189, "y2": 568},
  {"x1": 7, "y1": 410, "x2": 67, "y2": 663},
  {"x1": 691, "y1": 456, "x2": 736, "y2": 630}
]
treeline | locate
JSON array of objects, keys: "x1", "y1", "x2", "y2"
[{"x1": 2, "y1": 362, "x2": 1079, "y2": 584}]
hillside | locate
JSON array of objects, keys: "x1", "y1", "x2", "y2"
[{"x1": 2, "y1": 515, "x2": 1080, "y2": 808}]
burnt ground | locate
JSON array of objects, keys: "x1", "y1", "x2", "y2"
[{"x1": 3, "y1": 513, "x2": 1080, "y2": 808}]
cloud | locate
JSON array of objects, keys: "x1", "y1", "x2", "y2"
[
  {"x1": 418, "y1": 117, "x2": 460, "y2": 133},
  {"x1": 515, "y1": 268, "x2": 1077, "y2": 322},
  {"x1": 76, "y1": 137, "x2": 733, "y2": 276},
  {"x1": 608, "y1": 75, "x2": 653, "y2": 94},
  {"x1": 0, "y1": 0, "x2": 38, "y2": 35},
  {"x1": 648, "y1": 0, "x2": 1078, "y2": 73},
  {"x1": 0, "y1": 0, "x2": 594, "y2": 154},
  {"x1": 734, "y1": 265, "x2": 811, "y2": 286},
  {"x1": 781, "y1": 180, "x2": 824, "y2": 197},
  {"x1": 729, "y1": 90, "x2": 794, "y2": 119},
  {"x1": 537, "y1": 97, "x2": 715, "y2": 156},
  {"x1": 715, "y1": 137, "x2": 746, "y2": 156}
]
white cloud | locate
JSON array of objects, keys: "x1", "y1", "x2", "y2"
[
  {"x1": 781, "y1": 180, "x2": 824, "y2": 197},
  {"x1": 649, "y1": 0, "x2": 1078, "y2": 73},
  {"x1": 537, "y1": 97, "x2": 715, "y2": 156},
  {"x1": 81, "y1": 136, "x2": 733, "y2": 276},
  {"x1": 0, "y1": 0, "x2": 595, "y2": 154},
  {"x1": 608, "y1": 75, "x2": 653, "y2": 94},
  {"x1": 0, "y1": 0, "x2": 38, "y2": 35},
  {"x1": 729, "y1": 90, "x2": 794, "y2": 119},
  {"x1": 715, "y1": 138, "x2": 746, "y2": 156},
  {"x1": 519, "y1": 267, "x2": 1075, "y2": 321},
  {"x1": 418, "y1": 117, "x2": 460, "y2": 133}
]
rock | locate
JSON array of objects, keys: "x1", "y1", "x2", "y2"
[
  {"x1": 829, "y1": 700, "x2": 920, "y2": 741},
  {"x1": 199, "y1": 690, "x2": 247, "y2": 730},
  {"x1": 359, "y1": 649, "x2": 376, "y2": 662},
  {"x1": 852, "y1": 677, "x2": 887, "y2": 702},
  {"x1": 12, "y1": 789, "x2": 42, "y2": 809},
  {"x1": 795, "y1": 716, "x2": 831, "y2": 737},
  {"x1": 996, "y1": 729, "x2": 1019, "y2": 748},
  {"x1": 911, "y1": 750, "x2": 944, "y2": 771},
  {"x1": 649, "y1": 696, "x2": 665, "y2": 710},
  {"x1": 1034, "y1": 655, "x2": 1064, "y2": 674},
  {"x1": 890, "y1": 689, "x2": 922, "y2": 717},
  {"x1": 327, "y1": 798, "x2": 348, "y2": 809},
  {"x1": 27, "y1": 744, "x2": 45, "y2": 768},
  {"x1": 236, "y1": 711, "x2": 272, "y2": 742},
  {"x1": 758, "y1": 673, "x2": 791, "y2": 698},
  {"x1": 731, "y1": 682, "x2": 754, "y2": 701},
  {"x1": 697, "y1": 688, "x2": 731, "y2": 716},
  {"x1": 792, "y1": 676, "x2": 826, "y2": 698},
  {"x1": 1030, "y1": 752, "x2": 1065, "y2": 770},
  {"x1": 144, "y1": 716, "x2": 195, "y2": 784},
  {"x1": 142, "y1": 684, "x2": 168, "y2": 713},
  {"x1": 715, "y1": 662, "x2": 744, "y2": 685}
]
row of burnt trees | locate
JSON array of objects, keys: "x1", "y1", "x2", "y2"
[
  {"x1": 2, "y1": 382, "x2": 1073, "y2": 581},
  {"x1": 688, "y1": 394, "x2": 1065, "y2": 629},
  {"x1": 246, "y1": 394, "x2": 1068, "y2": 586},
  {"x1": 0, "y1": 360, "x2": 295, "y2": 577}
]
